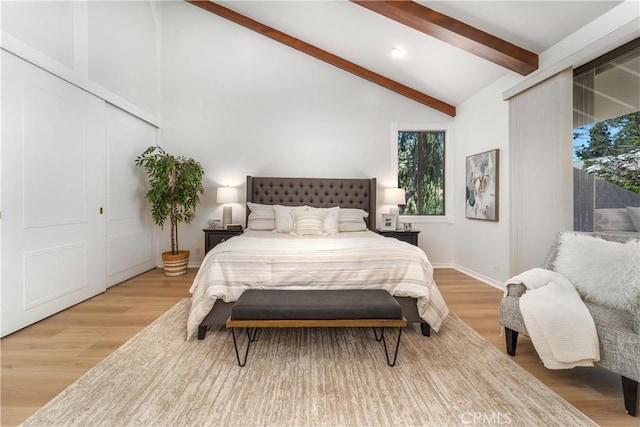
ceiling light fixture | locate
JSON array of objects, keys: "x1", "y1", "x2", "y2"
[{"x1": 390, "y1": 47, "x2": 403, "y2": 58}]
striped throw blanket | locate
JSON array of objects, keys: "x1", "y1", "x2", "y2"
[{"x1": 187, "y1": 230, "x2": 449, "y2": 339}]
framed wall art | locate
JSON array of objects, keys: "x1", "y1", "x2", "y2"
[{"x1": 465, "y1": 149, "x2": 499, "y2": 221}]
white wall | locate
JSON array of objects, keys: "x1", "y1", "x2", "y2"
[
  {"x1": 160, "y1": 1, "x2": 453, "y2": 266},
  {"x1": 1, "y1": 1, "x2": 75, "y2": 69},
  {"x1": 452, "y1": 74, "x2": 520, "y2": 287},
  {"x1": 87, "y1": 1, "x2": 160, "y2": 117},
  {"x1": 1, "y1": 0, "x2": 160, "y2": 124}
]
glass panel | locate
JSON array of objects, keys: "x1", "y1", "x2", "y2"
[
  {"x1": 398, "y1": 131, "x2": 445, "y2": 215},
  {"x1": 573, "y1": 43, "x2": 640, "y2": 232}
]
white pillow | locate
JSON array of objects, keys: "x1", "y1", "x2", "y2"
[
  {"x1": 274, "y1": 205, "x2": 308, "y2": 233},
  {"x1": 554, "y1": 233, "x2": 640, "y2": 312},
  {"x1": 627, "y1": 206, "x2": 640, "y2": 232},
  {"x1": 338, "y1": 208, "x2": 369, "y2": 232},
  {"x1": 246, "y1": 202, "x2": 275, "y2": 231},
  {"x1": 291, "y1": 209, "x2": 327, "y2": 236},
  {"x1": 323, "y1": 206, "x2": 340, "y2": 235}
]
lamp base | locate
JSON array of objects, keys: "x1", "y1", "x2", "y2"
[
  {"x1": 389, "y1": 207, "x2": 400, "y2": 230},
  {"x1": 222, "y1": 205, "x2": 232, "y2": 228}
]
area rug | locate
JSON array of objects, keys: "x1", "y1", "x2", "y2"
[{"x1": 22, "y1": 299, "x2": 595, "y2": 426}]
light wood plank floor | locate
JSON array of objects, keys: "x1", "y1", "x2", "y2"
[{"x1": 1, "y1": 268, "x2": 635, "y2": 426}]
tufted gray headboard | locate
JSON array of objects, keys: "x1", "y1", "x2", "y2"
[{"x1": 246, "y1": 176, "x2": 377, "y2": 230}]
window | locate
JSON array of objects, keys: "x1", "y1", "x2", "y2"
[
  {"x1": 573, "y1": 38, "x2": 640, "y2": 232},
  {"x1": 397, "y1": 130, "x2": 446, "y2": 215}
]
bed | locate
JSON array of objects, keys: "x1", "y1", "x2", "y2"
[{"x1": 188, "y1": 176, "x2": 449, "y2": 340}]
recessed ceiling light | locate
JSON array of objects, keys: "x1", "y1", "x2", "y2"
[{"x1": 391, "y1": 47, "x2": 403, "y2": 58}]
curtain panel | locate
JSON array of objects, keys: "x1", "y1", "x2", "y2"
[{"x1": 508, "y1": 68, "x2": 574, "y2": 275}]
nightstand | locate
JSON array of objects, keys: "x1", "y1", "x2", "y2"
[
  {"x1": 203, "y1": 229, "x2": 243, "y2": 254},
  {"x1": 375, "y1": 230, "x2": 420, "y2": 246}
]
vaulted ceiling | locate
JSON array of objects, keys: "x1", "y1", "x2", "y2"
[{"x1": 187, "y1": 1, "x2": 623, "y2": 117}]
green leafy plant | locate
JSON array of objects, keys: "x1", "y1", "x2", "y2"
[
  {"x1": 574, "y1": 112, "x2": 640, "y2": 194},
  {"x1": 135, "y1": 146, "x2": 204, "y2": 255}
]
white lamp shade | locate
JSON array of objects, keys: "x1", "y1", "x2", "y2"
[
  {"x1": 383, "y1": 188, "x2": 406, "y2": 205},
  {"x1": 216, "y1": 186, "x2": 239, "y2": 204}
]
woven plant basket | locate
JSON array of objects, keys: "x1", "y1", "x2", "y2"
[{"x1": 162, "y1": 250, "x2": 190, "y2": 276}]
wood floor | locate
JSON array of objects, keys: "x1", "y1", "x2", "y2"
[{"x1": 1, "y1": 268, "x2": 636, "y2": 426}]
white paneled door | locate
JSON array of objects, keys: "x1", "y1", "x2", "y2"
[
  {"x1": 106, "y1": 105, "x2": 156, "y2": 287},
  {"x1": 1, "y1": 52, "x2": 107, "y2": 336}
]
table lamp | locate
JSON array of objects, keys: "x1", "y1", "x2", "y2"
[
  {"x1": 383, "y1": 188, "x2": 406, "y2": 230},
  {"x1": 217, "y1": 186, "x2": 239, "y2": 229}
]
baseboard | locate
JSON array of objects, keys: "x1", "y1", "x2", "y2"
[
  {"x1": 431, "y1": 262, "x2": 455, "y2": 269},
  {"x1": 451, "y1": 264, "x2": 505, "y2": 291}
]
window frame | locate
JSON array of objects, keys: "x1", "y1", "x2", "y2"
[
  {"x1": 572, "y1": 38, "x2": 640, "y2": 231},
  {"x1": 390, "y1": 122, "x2": 454, "y2": 224}
]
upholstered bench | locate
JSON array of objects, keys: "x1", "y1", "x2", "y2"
[
  {"x1": 226, "y1": 289, "x2": 407, "y2": 367},
  {"x1": 500, "y1": 231, "x2": 640, "y2": 416}
]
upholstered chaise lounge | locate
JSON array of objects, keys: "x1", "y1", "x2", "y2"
[{"x1": 500, "y1": 231, "x2": 640, "y2": 416}]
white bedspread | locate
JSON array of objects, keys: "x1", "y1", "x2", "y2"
[
  {"x1": 187, "y1": 230, "x2": 449, "y2": 339},
  {"x1": 507, "y1": 268, "x2": 600, "y2": 369}
]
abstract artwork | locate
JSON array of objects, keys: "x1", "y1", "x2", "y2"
[{"x1": 465, "y1": 149, "x2": 499, "y2": 221}]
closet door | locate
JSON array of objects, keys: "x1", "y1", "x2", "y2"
[
  {"x1": 106, "y1": 105, "x2": 156, "y2": 287},
  {"x1": 1, "y1": 52, "x2": 107, "y2": 336}
]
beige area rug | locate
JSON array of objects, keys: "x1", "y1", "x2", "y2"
[{"x1": 23, "y1": 299, "x2": 595, "y2": 427}]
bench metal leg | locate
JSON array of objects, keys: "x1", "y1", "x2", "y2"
[
  {"x1": 373, "y1": 327, "x2": 403, "y2": 367},
  {"x1": 420, "y1": 322, "x2": 431, "y2": 337},
  {"x1": 197, "y1": 325, "x2": 208, "y2": 340},
  {"x1": 231, "y1": 328, "x2": 258, "y2": 367}
]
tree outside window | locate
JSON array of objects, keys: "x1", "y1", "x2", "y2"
[
  {"x1": 573, "y1": 112, "x2": 640, "y2": 194},
  {"x1": 397, "y1": 131, "x2": 445, "y2": 215}
]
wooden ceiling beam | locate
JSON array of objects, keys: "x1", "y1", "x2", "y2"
[
  {"x1": 186, "y1": 0, "x2": 456, "y2": 117},
  {"x1": 351, "y1": 0, "x2": 538, "y2": 76}
]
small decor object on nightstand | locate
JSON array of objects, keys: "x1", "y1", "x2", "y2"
[
  {"x1": 226, "y1": 224, "x2": 243, "y2": 231},
  {"x1": 381, "y1": 213, "x2": 395, "y2": 231},
  {"x1": 208, "y1": 219, "x2": 222, "y2": 230},
  {"x1": 383, "y1": 187, "x2": 406, "y2": 230}
]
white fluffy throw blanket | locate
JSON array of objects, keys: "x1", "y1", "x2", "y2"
[{"x1": 506, "y1": 268, "x2": 600, "y2": 369}]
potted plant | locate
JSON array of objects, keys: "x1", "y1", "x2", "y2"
[{"x1": 135, "y1": 146, "x2": 204, "y2": 276}]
